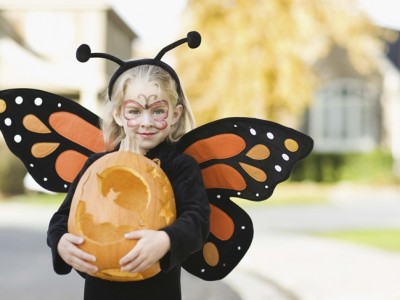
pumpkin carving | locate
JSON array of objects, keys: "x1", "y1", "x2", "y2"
[{"x1": 68, "y1": 151, "x2": 176, "y2": 281}]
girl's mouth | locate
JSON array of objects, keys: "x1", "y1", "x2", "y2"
[{"x1": 138, "y1": 132, "x2": 156, "y2": 137}]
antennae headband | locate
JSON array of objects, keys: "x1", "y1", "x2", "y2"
[{"x1": 76, "y1": 31, "x2": 201, "y2": 100}]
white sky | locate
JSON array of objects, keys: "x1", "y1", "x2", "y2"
[
  {"x1": 356, "y1": 0, "x2": 400, "y2": 30},
  {"x1": 110, "y1": 0, "x2": 187, "y2": 53},
  {"x1": 110, "y1": 0, "x2": 400, "y2": 52}
]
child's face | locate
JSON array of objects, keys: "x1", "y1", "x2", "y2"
[{"x1": 113, "y1": 82, "x2": 182, "y2": 154}]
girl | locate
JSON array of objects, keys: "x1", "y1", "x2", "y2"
[{"x1": 47, "y1": 33, "x2": 210, "y2": 300}]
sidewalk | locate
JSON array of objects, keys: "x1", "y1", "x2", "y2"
[
  {"x1": 224, "y1": 231, "x2": 400, "y2": 300},
  {"x1": 222, "y1": 184, "x2": 400, "y2": 300}
]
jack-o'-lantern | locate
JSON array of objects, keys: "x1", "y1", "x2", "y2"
[{"x1": 68, "y1": 151, "x2": 176, "y2": 281}]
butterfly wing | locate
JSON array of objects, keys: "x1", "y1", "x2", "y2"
[
  {"x1": 0, "y1": 88, "x2": 105, "y2": 193},
  {"x1": 181, "y1": 189, "x2": 254, "y2": 281},
  {"x1": 177, "y1": 117, "x2": 313, "y2": 280}
]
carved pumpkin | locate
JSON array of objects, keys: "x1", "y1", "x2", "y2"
[{"x1": 68, "y1": 151, "x2": 176, "y2": 281}]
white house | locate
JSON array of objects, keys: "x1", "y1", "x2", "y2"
[
  {"x1": 307, "y1": 34, "x2": 400, "y2": 177},
  {"x1": 0, "y1": 0, "x2": 136, "y2": 114}
]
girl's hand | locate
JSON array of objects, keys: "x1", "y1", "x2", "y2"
[
  {"x1": 57, "y1": 233, "x2": 98, "y2": 274},
  {"x1": 120, "y1": 230, "x2": 170, "y2": 273}
]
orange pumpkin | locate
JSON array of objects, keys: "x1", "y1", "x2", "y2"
[{"x1": 68, "y1": 151, "x2": 176, "y2": 281}]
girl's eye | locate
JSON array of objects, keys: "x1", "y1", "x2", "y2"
[
  {"x1": 153, "y1": 108, "x2": 166, "y2": 115},
  {"x1": 128, "y1": 109, "x2": 141, "y2": 115},
  {"x1": 123, "y1": 107, "x2": 142, "y2": 120}
]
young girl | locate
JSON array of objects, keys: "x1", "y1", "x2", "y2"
[{"x1": 47, "y1": 34, "x2": 210, "y2": 300}]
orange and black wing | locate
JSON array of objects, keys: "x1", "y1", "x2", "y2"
[
  {"x1": 0, "y1": 88, "x2": 105, "y2": 192},
  {"x1": 177, "y1": 117, "x2": 313, "y2": 280}
]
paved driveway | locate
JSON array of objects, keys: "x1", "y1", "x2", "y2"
[{"x1": 0, "y1": 227, "x2": 240, "y2": 300}]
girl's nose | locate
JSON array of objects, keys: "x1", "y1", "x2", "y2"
[{"x1": 140, "y1": 111, "x2": 154, "y2": 127}]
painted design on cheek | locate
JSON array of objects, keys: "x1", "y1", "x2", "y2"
[
  {"x1": 149, "y1": 100, "x2": 169, "y2": 130},
  {"x1": 123, "y1": 96, "x2": 170, "y2": 130}
]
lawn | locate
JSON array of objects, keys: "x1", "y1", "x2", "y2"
[
  {"x1": 0, "y1": 192, "x2": 65, "y2": 206},
  {"x1": 232, "y1": 182, "x2": 330, "y2": 207},
  {"x1": 317, "y1": 229, "x2": 400, "y2": 253}
]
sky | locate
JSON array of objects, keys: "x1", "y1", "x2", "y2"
[
  {"x1": 110, "y1": 0, "x2": 187, "y2": 53},
  {"x1": 357, "y1": 0, "x2": 400, "y2": 30},
  {"x1": 110, "y1": 0, "x2": 400, "y2": 52}
]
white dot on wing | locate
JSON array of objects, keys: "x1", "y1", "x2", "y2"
[
  {"x1": 15, "y1": 96, "x2": 23, "y2": 104},
  {"x1": 34, "y1": 98, "x2": 43, "y2": 106},
  {"x1": 14, "y1": 135, "x2": 22, "y2": 143}
]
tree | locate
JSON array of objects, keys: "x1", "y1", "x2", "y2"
[{"x1": 176, "y1": 0, "x2": 392, "y2": 126}]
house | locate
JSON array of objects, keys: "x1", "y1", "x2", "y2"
[
  {"x1": 307, "y1": 29, "x2": 400, "y2": 177},
  {"x1": 0, "y1": 0, "x2": 136, "y2": 114}
]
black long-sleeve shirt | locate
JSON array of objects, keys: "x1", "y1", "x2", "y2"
[{"x1": 47, "y1": 141, "x2": 210, "y2": 300}]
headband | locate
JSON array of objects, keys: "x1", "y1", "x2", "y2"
[{"x1": 76, "y1": 31, "x2": 201, "y2": 100}]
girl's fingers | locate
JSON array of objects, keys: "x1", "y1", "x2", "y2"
[
  {"x1": 58, "y1": 233, "x2": 97, "y2": 273},
  {"x1": 120, "y1": 256, "x2": 146, "y2": 273},
  {"x1": 62, "y1": 234, "x2": 97, "y2": 262},
  {"x1": 120, "y1": 230, "x2": 170, "y2": 273},
  {"x1": 119, "y1": 247, "x2": 140, "y2": 266},
  {"x1": 73, "y1": 247, "x2": 97, "y2": 263},
  {"x1": 64, "y1": 233, "x2": 84, "y2": 244},
  {"x1": 124, "y1": 230, "x2": 143, "y2": 239},
  {"x1": 120, "y1": 250, "x2": 158, "y2": 273},
  {"x1": 119, "y1": 231, "x2": 143, "y2": 265},
  {"x1": 68, "y1": 248, "x2": 98, "y2": 273},
  {"x1": 73, "y1": 259, "x2": 98, "y2": 274}
]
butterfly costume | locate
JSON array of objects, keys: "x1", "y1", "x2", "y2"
[{"x1": 0, "y1": 32, "x2": 313, "y2": 282}]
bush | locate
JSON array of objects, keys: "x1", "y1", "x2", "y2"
[
  {"x1": 0, "y1": 146, "x2": 26, "y2": 196},
  {"x1": 291, "y1": 150, "x2": 396, "y2": 184}
]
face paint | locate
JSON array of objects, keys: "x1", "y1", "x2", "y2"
[{"x1": 122, "y1": 94, "x2": 169, "y2": 130}]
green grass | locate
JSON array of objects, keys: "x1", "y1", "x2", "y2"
[
  {"x1": 317, "y1": 229, "x2": 400, "y2": 253},
  {"x1": 0, "y1": 192, "x2": 65, "y2": 206},
  {"x1": 232, "y1": 182, "x2": 330, "y2": 207}
]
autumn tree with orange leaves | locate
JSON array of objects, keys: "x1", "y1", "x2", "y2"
[{"x1": 176, "y1": 0, "x2": 392, "y2": 126}]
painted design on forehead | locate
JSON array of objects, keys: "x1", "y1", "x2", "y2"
[
  {"x1": 122, "y1": 95, "x2": 170, "y2": 130},
  {"x1": 138, "y1": 94, "x2": 157, "y2": 109}
]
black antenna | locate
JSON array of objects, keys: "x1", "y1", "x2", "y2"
[
  {"x1": 154, "y1": 31, "x2": 201, "y2": 60},
  {"x1": 76, "y1": 44, "x2": 124, "y2": 66}
]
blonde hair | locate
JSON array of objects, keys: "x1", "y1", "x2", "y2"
[{"x1": 101, "y1": 64, "x2": 195, "y2": 151}]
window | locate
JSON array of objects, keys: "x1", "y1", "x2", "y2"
[{"x1": 309, "y1": 78, "x2": 380, "y2": 152}]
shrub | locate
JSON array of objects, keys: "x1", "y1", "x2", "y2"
[
  {"x1": 291, "y1": 150, "x2": 396, "y2": 184},
  {"x1": 0, "y1": 146, "x2": 26, "y2": 196}
]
